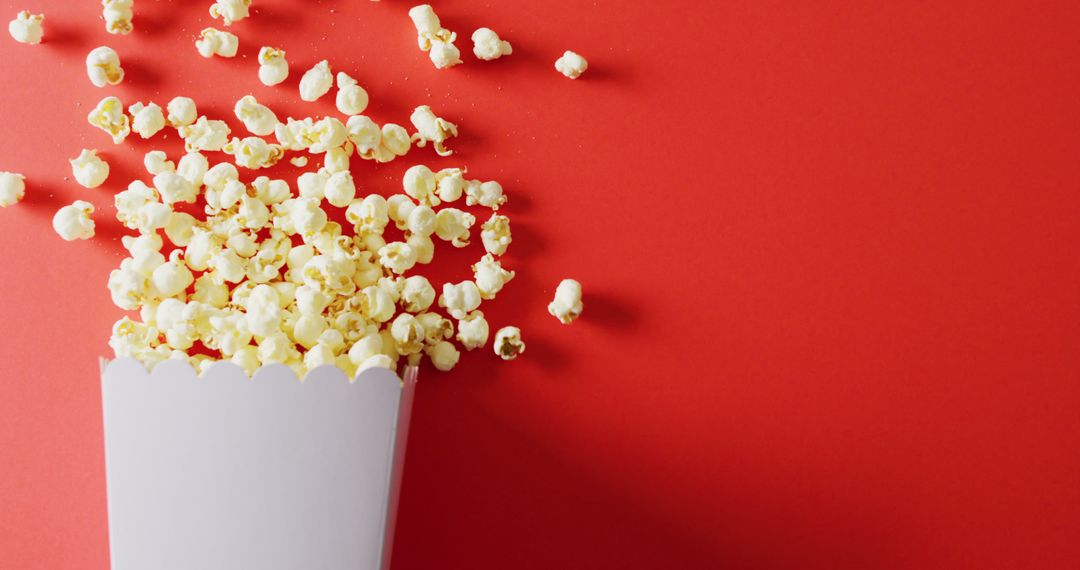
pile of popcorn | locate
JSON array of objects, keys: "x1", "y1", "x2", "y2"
[{"x1": 0, "y1": 2, "x2": 587, "y2": 378}]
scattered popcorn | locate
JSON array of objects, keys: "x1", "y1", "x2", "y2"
[
  {"x1": 473, "y1": 254, "x2": 514, "y2": 300},
  {"x1": 129, "y1": 102, "x2": 166, "y2": 139},
  {"x1": 144, "y1": 150, "x2": 175, "y2": 175},
  {"x1": 196, "y1": 28, "x2": 238, "y2": 58},
  {"x1": 166, "y1": 97, "x2": 197, "y2": 127},
  {"x1": 53, "y1": 200, "x2": 96, "y2": 241},
  {"x1": 429, "y1": 41, "x2": 462, "y2": 70},
  {"x1": 336, "y1": 72, "x2": 369, "y2": 116},
  {"x1": 33, "y1": 8, "x2": 581, "y2": 379},
  {"x1": 209, "y1": 0, "x2": 251, "y2": 25},
  {"x1": 456, "y1": 310, "x2": 488, "y2": 350},
  {"x1": 0, "y1": 172, "x2": 25, "y2": 207},
  {"x1": 493, "y1": 326, "x2": 525, "y2": 360},
  {"x1": 555, "y1": 50, "x2": 588, "y2": 79},
  {"x1": 178, "y1": 116, "x2": 231, "y2": 152},
  {"x1": 410, "y1": 106, "x2": 458, "y2": 157},
  {"x1": 8, "y1": 11, "x2": 44, "y2": 45},
  {"x1": 408, "y1": 4, "x2": 461, "y2": 69},
  {"x1": 465, "y1": 179, "x2": 507, "y2": 209},
  {"x1": 70, "y1": 149, "x2": 110, "y2": 189},
  {"x1": 439, "y1": 280, "x2": 481, "y2": 319},
  {"x1": 471, "y1": 28, "x2": 511, "y2": 61},
  {"x1": 434, "y1": 207, "x2": 475, "y2": 247},
  {"x1": 547, "y1": 278, "x2": 583, "y2": 324},
  {"x1": 234, "y1": 95, "x2": 279, "y2": 136},
  {"x1": 299, "y1": 60, "x2": 333, "y2": 102},
  {"x1": 103, "y1": 0, "x2": 134, "y2": 35},
  {"x1": 223, "y1": 136, "x2": 284, "y2": 169},
  {"x1": 86, "y1": 47, "x2": 124, "y2": 87},
  {"x1": 480, "y1": 213, "x2": 511, "y2": 256},
  {"x1": 425, "y1": 340, "x2": 459, "y2": 371},
  {"x1": 257, "y1": 47, "x2": 289, "y2": 86},
  {"x1": 88, "y1": 96, "x2": 131, "y2": 143}
]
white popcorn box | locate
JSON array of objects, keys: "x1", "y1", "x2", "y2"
[{"x1": 100, "y1": 357, "x2": 418, "y2": 570}]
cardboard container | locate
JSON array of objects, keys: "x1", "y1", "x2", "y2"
[{"x1": 100, "y1": 357, "x2": 418, "y2": 570}]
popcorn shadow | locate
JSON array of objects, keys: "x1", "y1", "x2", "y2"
[
  {"x1": 582, "y1": 291, "x2": 640, "y2": 333},
  {"x1": 43, "y1": 22, "x2": 87, "y2": 51},
  {"x1": 504, "y1": 221, "x2": 544, "y2": 258},
  {"x1": 120, "y1": 60, "x2": 164, "y2": 89},
  {"x1": 395, "y1": 405, "x2": 726, "y2": 569},
  {"x1": 519, "y1": 334, "x2": 568, "y2": 373}
]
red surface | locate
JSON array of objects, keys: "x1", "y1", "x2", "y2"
[{"x1": 0, "y1": 1, "x2": 1078, "y2": 568}]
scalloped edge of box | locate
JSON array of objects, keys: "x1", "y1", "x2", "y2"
[{"x1": 100, "y1": 356, "x2": 418, "y2": 387}]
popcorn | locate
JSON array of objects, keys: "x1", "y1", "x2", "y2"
[
  {"x1": 455, "y1": 310, "x2": 489, "y2": 350},
  {"x1": 408, "y1": 5, "x2": 461, "y2": 69},
  {"x1": 434, "y1": 208, "x2": 475, "y2": 247},
  {"x1": 103, "y1": 0, "x2": 134, "y2": 35},
  {"x1": 472, "y1": 254, "x2": 514, "y2": 300},
  {"x1": 209, "y1": 0, "x2": 251, "y2": 25},
  {"x1": 234, "y1": 95, "x2": 279, "y2": 136},
  {"x1": 402, "y1": 164, "x2": 438, "y2": 206},
  {"x1": 410, "y1": 106, "x2": 458, "y2": 157},
  {"x1": 70, "y1": 149, "x2": 110, "y2": 189},
  {"x1": 547, "y1": 278, "x2": 583, "y2": 324},
  {"x1": 336, "y1": 72, "x2": 369, "y2": 116},
  {"x1": 389, "y1": 313, "x2": 425, "y2": 356},
  {"x1": 377, "y1": 242, "x2": 417, "y2": 275},
  {"x1": 0, "y1": 172, "x2": 25, "y2": 207},
  {"x1": 400, "y1": 275, "x2": 435, "y2": 312},
  {"x1": 471, "y1": 28, "x2": 512, "y2": 61},
  {"x1": 493, "y1": 326, "x2": 525, "y2": 360},
  {"x1": 480, "y1": 213, "x2": 511, "y2": 256},
  {"x1": 465, "y1": 179, "x2": 507, "y2": 209},
  {"x1": 289, "y1": 156, "x2": 308, "y2": 167},
  {"x1": 428, "y1": 41, "x2": 461, "y2": 70},
  {"x1": 323, "y1": 143, "x2": 352, "y2": 173},
  {"x1": 299, "y1": 60, "x2": 333, "y2": 102},
  {"x1": 438, "y1": 280, "x2": 481, "y2": 319},
  {"x1": 88, "y1": 96, "x2": 131, "y2": 143},
  {"x1": 176, "y1": 151, "x2": 209, "y2": 186},
  {"x1": 257, "y1": 47, "x2": 289, "y2": 86},
  {"x1": 144, "y1": 150, "x2": 175, "y2": 175},
  {"x1": 129, "y1": 102, "x2": 166, "y2": 139},
  {"x1": 86, "y1": 47, "x2": 124, "y2": 87},
  {"x1": 324, "y1": 171, "x2": 356, "y2": 207},
  {"x1": 178, "y1": 116, "x2": 231, "y2": 152},
  {"x1": 196, "y1": 28, "x2": 238, "y2": 58},
  {"x1": 555, "y1": 50, "x2": 588, "y2": 79},
  {"x1": 435, "y1": 168, "x2": 465, "y2": 202},
  {"x1": 224, "y1": 136, "x2": 285, "y2": 169},
  {"x1": 114, "y1": 181, "x2": 169, "y2": 232},
  {"x1": 406, "y1": 205, "x2": 436, "y2": 237},
  {"x1": 8, "y1": 11, "x2": 44, "y2": 45},
  {"x1": 53, "y1": 200, "x2": 96, "y2": 241},
  {"x1": 425, "y1": 340, "x2": 459, "y2": 371},
  {"x1": 167, "y1": 97, "x2": 197, "y2": 127},
  {"x1": 356, "y1": 354, "x2": 393, "y2": 373}
]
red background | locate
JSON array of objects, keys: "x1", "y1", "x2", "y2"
[{"x1": 1, "y1": 1, "x2": 1079, "y2": 568}]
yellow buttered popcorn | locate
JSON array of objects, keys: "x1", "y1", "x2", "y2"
[
  {"x1": 88, "y1": 96, "x2": 131, "y2": 143},
  {"x1": 86, "y1": 47, "x2": 124, "y2": 87},
  {"x1": 102, "y1": 0, "x2": 134, "y2": 35},
  {"x1": 257, "y1": 47, "x2": 289, "y2": 86}
]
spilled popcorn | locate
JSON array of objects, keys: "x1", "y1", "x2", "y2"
[{"x1": 0, "y1": 2, "x2": 593, "y2": 378}]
